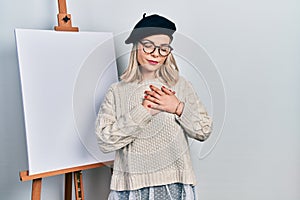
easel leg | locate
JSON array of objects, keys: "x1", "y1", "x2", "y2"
[
  {"x1": 65, "y1": 172, "x2": 72, "y2": 200},
  {"x1": 31, "y1": 178, "x2": 42, "y2": 200},
  {"x1": 74, "y1": 171, "x2": 84, "y2": 200}
]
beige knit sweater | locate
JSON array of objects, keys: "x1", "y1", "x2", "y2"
[{"x1": 95, "y1": 76, "x2": 212, "y2": 191}]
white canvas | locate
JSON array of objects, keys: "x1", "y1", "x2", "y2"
[{"x1": 15, "y1": 29, "x2": 116, "y2": 175}]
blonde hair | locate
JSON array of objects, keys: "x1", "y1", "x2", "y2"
[{"x1": 120, "y1": 44, "x2": 179, "y2": 86}]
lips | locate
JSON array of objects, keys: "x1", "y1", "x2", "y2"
[{"x1": 147, "y1": 59, "x2": 159, "y2": 65}]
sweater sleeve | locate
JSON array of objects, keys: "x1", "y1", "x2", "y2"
[
  {"x1": 175, "y1": 79, "x2": 213, "y2": 141},
  {"x1": 95, "y1": 85, "x2": 152, "y2": 153}
]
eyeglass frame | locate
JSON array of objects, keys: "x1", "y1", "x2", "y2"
[{"x1": 138, "y1": 39, "x2": 173, "y2": 57}]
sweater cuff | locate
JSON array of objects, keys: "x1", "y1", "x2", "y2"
[
  {"x1": 130, "y1": 104, "x2": 152, "y2": 127},
  {"x1": 175, "y1": 102, "x2": 194, "y2": 125}
]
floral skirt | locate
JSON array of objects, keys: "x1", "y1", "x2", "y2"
[{"x1": 108, "y1": 183, "x2": 197, "y2": 200}]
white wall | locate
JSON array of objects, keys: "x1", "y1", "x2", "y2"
[{"x1": 1, "y1": 0, "x2": 299, "y2": 200}]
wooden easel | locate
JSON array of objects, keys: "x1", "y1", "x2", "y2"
[{"x1": 19, "y1": 1, "x2": 114, "y2": 199}]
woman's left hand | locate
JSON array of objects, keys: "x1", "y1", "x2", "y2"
[{"x1": 144, "y1": 85, "x2": 180, "y2": 114}]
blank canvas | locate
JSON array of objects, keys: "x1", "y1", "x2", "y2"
[{"x1": 15, "y1": 29, "x2": 116, "y2": 175}]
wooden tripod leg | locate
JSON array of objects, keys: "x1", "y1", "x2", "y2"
[
  {"x1": 65, "y1": 172, "x2": 72, "y2": 200},
  {"x1": 31, "y1": 178, "x2": 42, "y2": 200},
  {"x1": 74, "y1": 171, "x2": 84, "y2": 200}
]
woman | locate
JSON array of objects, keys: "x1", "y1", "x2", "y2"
[{"x1": 96, "y1": 13, "x2": 212, "y2": 200}]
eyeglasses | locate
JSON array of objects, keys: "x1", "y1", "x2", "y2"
[{"x1": 139, "y1": 40, "x2": 173, "y2": 57}]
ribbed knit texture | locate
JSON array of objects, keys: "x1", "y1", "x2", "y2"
[{"x1": 95, "y1": 76, "x2": 213, "y2": 191}]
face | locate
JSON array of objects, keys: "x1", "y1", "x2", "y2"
[{"x1": 137, "y1": 34, "x2": 171, "y2": 79}]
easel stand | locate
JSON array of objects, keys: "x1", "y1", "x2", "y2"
[
  {"x1": 19, "y1": 1, "x2": 113, "y2": 199},
  {"x1": 20, "y1": 162, "x2": 113, "y2": 200}
]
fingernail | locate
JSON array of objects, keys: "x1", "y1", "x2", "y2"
[
  {"x1": 147, "y1": 105, "x2": 151, "y2": 108},
  {"x1": 162, "y1": 86, "x2": 165, "y2": 88},
  {"x1": 144, "y1": 95, "x2": 147, "y2": 98},
  {"x1": 150, "y1": 85, "x2": 153, "y2": 87}
]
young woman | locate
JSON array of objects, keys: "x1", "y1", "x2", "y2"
[{"x1": 96, "y1": 13, "x2": 213, "y2": 200}]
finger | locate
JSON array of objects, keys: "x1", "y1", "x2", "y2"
[
  {"x1": 161, "y1": 86, "x2": 174, "y2": 95},
  {"x1": 144, "y1": 95, "x2": 160, "y2": 104},
  {"x1": 150, "y1": 85, "x2": 164, "y2": 96},
  {"x1": 147, "y1": 103, "x2": 162, "y2": 111},
  {"x1": 144, "y1": 90, "x2": 161, "y2": 100},
  {"x1": 142, "y1": 98, "x2": 152, "y2": 105}
]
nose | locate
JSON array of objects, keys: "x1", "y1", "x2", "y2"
[{"x1": 151, "y1": 47, "x2": 160, "y2": 57}]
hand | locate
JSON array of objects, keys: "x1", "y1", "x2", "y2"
[{"x1": 144, "y1": 85, "x2": 181, "y2": 114}]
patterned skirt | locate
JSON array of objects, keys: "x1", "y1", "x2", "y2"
[{"x1": 108, "y1": 183, "x2": 197, "y2": 200}]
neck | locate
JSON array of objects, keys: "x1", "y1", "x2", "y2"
[
  {"x1": 139, "y1": 67, "x2": 156, "y2": 80},
  {"x1": 142, "y1": 73, "x2": 156, "y2": 80}
]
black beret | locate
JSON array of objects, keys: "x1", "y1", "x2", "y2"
[{"x1": 125, "y1": 13, "x2": 176, "y2": 44}]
